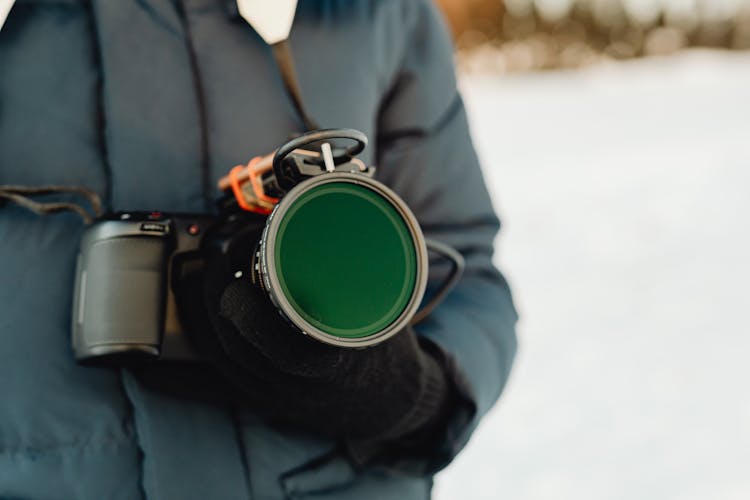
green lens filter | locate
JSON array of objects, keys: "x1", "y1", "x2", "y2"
[{"x1": 273, "y1": 181, "x2": 417, "y2": 339}]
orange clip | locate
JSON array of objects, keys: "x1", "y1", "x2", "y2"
[
  {"x1": 227, "y1": 156, "x2": 280, "y2": 215},
  {"x1": 248, "y1": 156, "x2": 280, "y2": 207}
]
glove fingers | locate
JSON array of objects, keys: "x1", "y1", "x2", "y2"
[{"x1": 218, "y1": 278, "x2": 347, "y2": 379}]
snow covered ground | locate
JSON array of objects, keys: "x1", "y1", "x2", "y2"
[{"x1": 434, "y1": 50, "x2": 750, "y2": 500}]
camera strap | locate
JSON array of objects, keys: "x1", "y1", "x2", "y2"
[
  {"x1": 235, "y1": 0, "x2": 319, "y2": 131},
  {"x1": 0, "y1": 185, "x2": 103, "y2": 224},
  {"x1": 0, "y1": 2, "x2": 100, "y2": 224},
  {"x1": 269, "y1": 40, "x2": 318, "y2": 131}
]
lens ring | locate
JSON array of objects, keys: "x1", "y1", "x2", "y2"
[{"x1": 259, "y1": 173, "x2": 428, "y2": 348}]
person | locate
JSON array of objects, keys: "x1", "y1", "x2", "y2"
[{"x1": 0, "y1": 0, "x2": 517, "y2": 498}]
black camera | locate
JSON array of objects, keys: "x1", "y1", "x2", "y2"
[{"x1": 71, "y1": 129, "x2": 461, "y2": 366}]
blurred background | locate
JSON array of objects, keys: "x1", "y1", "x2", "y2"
[{"x1": 431, "y1": 1, "x2": 750, "y2": 499}]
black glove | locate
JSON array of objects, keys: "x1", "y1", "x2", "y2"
[{"x1": 196, "y1": 248, "x2": 452, "y2": 452}]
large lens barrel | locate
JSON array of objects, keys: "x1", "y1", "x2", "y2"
[{"x1": 257, "y1": 173, "x2": 428, "y2": 347}]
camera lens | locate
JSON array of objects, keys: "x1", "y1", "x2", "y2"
[{"x1": 260, "y1": 174, "x2": 427, "y2": 347}]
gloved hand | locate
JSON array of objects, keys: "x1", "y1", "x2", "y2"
[{"x1": 198, "y1": 248, "x2": 452, "y2": 449}]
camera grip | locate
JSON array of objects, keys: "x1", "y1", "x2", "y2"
[{"x1": 72, "y1": 235, "x2": 170, "y2": 362}]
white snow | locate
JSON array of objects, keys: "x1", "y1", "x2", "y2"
[{"x1": 434, "y1": 50, "x2": 750, "y2": 500}]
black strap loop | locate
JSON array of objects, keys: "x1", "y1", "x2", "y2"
[{"x1": 410, "y1": 239, "x2": 465, "y2": 326}]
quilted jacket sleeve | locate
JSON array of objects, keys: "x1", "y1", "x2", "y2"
[{"x1": 372, "y1": 0, "x2": 518, "y2": 474}]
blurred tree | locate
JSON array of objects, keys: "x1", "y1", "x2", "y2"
[
  {"x1": 435, "y1": 0, "x2": 505, "y2": 41},
  {"x1": 434, "y1": 0, "x2": 750, "y2": 72}
]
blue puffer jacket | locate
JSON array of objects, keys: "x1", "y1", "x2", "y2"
[{"x1": 0, "y1": 0, "x2": 517, "y2": 498}]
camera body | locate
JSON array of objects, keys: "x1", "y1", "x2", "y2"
[{"x1": 71, "y1": 211, "x2": 228, "y2": 363}]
